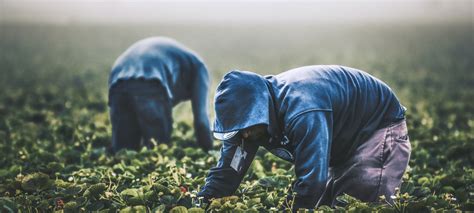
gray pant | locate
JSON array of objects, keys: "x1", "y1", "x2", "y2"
[{"x1": 318, "y1": 119, "x2": 411, "y2": 207}]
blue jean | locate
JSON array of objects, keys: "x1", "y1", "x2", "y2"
[{"x1": 108, "y1": 79, "x2": 172, "y2": 152}]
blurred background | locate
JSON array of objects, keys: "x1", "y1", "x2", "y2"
[{"x1": 0, "y1": 0, "x2": 472, "y2": 122}]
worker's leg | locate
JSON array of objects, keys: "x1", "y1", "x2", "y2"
[
  {"x1": 378, "y1": 120, "x2": 411, "y2": 201},
  {"x1": 131, "y1": 80, "x2": 172, "y2": 148},
  {"x1": 321, "y1": 119, "x2": 411, "y2": 206},
  {"x1": 109, "y1": 82, "x2": 142, "y2": 152}
]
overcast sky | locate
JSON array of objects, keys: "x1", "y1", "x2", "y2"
[{"x1": 1, "y1": 0, "x2": 472, "y2": 25}]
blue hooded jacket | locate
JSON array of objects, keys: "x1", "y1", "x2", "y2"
[
  {"x1": 198, "y1": 65, "x2": 406, "y2": 208},
  {"x1": 109, "y1": 37, "x2": 212, "y2": 149}
]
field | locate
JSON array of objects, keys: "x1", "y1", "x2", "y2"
[{"x1": 0, "y1": 21, "x2": 473, "y2": 212}]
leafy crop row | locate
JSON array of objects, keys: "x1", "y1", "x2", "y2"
[{"x1": 0, "y1": 24, "x2": 473, "y2": 212}]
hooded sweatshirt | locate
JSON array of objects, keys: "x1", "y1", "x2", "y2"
[
  {"x1": 109, "y1": 37, "x2": 212, "y2": 149},
  {"x1": 198, "y1": 65, "x2": 406, "y2": 208}
]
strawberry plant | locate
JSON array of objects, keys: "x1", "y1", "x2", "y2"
[{"x1": 0, "y1": 22, "x2": 473, "y2": 212}]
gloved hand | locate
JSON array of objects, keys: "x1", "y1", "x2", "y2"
[
  {"x1": 195, "y1": 124, "x2": 213, "y2": 152},
  {"x1": 194, "y1": 191, "x2": 212, "y2": 209}
]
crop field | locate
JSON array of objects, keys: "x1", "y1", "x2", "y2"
[{"x1": 0, "y1": 21, "x2": 473, "y2": 212}]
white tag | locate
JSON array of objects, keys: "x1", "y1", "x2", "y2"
[{"x1": 230, "y1": 146, "x2": 247, "y2": 173}]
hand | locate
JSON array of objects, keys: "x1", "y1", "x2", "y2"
[
  {"x1": 195, "y1": 125, "x2": 213, "y2": 151},
  {"x1": 197, "y1": 136, "x2": 212, "y2": 152},
  {"x1": 195, "y1": 191, "x2": 212, "y2": 209}
]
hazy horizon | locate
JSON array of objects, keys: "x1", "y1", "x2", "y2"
[{"x1": 1, "y1": 0, "x2": 472, "y2": 25}]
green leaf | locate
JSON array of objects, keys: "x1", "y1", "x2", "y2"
[
  {"x1": 169, "y1": 206, "x2": 188, "y2": 213},
  {"x1": 121, "y1": 188, "x2": 140, "y2": 198},
  {"x1": 83, "y1": 183, "x2": 106, "y2": 198},
  {"x1": 20, "y1": 172, "x2": 52, "y2": 192},
  {"x1": 187, "y1": 207, "x2": 205, "y2": 213}
]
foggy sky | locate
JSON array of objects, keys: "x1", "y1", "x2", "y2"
[{"x1": 1, "y1": 0, "x2": 472, "y2": 25}]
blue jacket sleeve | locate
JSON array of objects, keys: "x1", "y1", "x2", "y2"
[
  {"x1": 287, "y1": 111, "x2": 333, "y2": 209},
  {"x1": 191, "y1": 62, "x2": 213, "y2": 151},
  {"x1": 197, "y1": 138, "x2": 259, "y2": 199}
]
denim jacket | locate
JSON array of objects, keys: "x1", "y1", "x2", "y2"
[{"x1": 198, "y1": 65, "x2": 406, "y2": 209}]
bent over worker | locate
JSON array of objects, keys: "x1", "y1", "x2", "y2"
[
  {"x1": 108, "y1": 37, "x2": 212, "y2": 152},
  {"x1": 198, "y1": 65, "x2": 411, "y2": 210}
]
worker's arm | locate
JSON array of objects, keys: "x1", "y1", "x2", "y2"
[
  {"x1": 191, "y1": 62, "x2": 213, "y2": 151},
  {"x1": 197, "y1": 136, "x2": 259, "y2": 199},
  {"x1": 287, "y1": 110, "x2": 333, "y2": 210}
]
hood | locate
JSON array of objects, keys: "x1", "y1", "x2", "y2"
[{"x1": 213, "y1": 70, "x2": 272, "y2": 138}]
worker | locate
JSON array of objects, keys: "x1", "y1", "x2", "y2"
[
  {"x1": 198, "y1": 65, "x2": 411, "y2": 210},
  {"x1": 108, "y1": 37, "x2": 212, "y2": 152}
]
